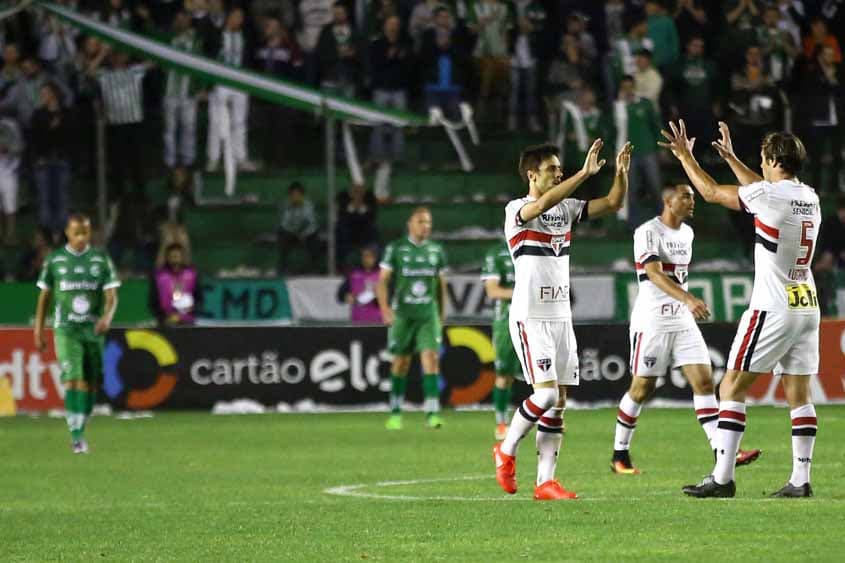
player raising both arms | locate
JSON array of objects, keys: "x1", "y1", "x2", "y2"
[
  {"x1": 610, "y1": 184, "x2": 760, "y2": 475},
  {"x1": 34, "y1": 213, "x2": 120, "y2": 454},
  {"x1": 378, "y1": 207, "x2": 448, "y2": 430},
  {"x1": 661, "y1": 120, "x2": 821, "y2": 498},
  {"x1": 493, "y1": 139, "x2": 633, "y2": 500},
  {"x1": 481, "y1": 240, "x2": 521, "y2": 440}
]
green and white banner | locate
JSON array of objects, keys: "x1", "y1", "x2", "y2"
[{"x1": 37, "y1": 1, "x2": 426, "y2": 127}]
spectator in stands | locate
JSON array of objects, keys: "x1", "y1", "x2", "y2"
[
  {"x1": 296, "y1": 0, "x2": 334, "y2": 59},
  {"x1": 722, "y1": 0, "x2": 762, "y2": 64},
  {"x1": 366, "y1": 0, "x2": 398, "y2": 41},
  {"x1": 670, "y1": 35, "x2": 719, "y2": 151},
  {"x1": 409, "y1": 0, "x2": 442, "y2": 52},
  {"x1": 150, "y1": 242, "x2": 201, "y2": 326},
  {"x1": 507, "y1": 0, "x2": 547, "y2": 132},
  {"x1": 420, "y1": 8, "x2": 468, "y2": 119},
  {"x1": 15, "y1": 227, "x2": 51, "y2": 282},
  {"x1": 793, "y1": 45, "x2": 843, "y2": 193},
  {"x1": 608, "y1": 13, "x2": 653, "y2": 100},
  {"x1": 163, "y1": 10, "x2": 204, "y2": 170},
  {"x1": 632, "y1": 48, "x2": 663, "y2": 112},
  {"x1": 645, "y1": 0, "x2": 680, "y2": 71},
  {"x1": 87, "y1": 46, "x2": 153, "y2": 202},
  {"x1": 615, "y1": 75, "x2": 662, "y2": 228},
  {"x1": 566, "y1": 11, "x2": 597, "y2": 67},
  {"x1": 0, "y1": 43, "x2": 22, "y2": 94},
  {"x1": 814, "y1": 196, "x2": 845, "y2": 316},
  {"x1": 30, "y1": 82, "x2": 72, "y2": 244},
  {"x1": 316, "y1": 2, "x2": 361, "y2": 98},
  {"x1": 545, "y1": 34, "x2": 590, "y2": 110},
  {"x1": 672, "y1": 0, "x2": 709, "y2": 42},
  {"x1": 0, "y1": 116, "x2": 21, "y2": 245},
  {"x1": 206, "y1": 6, "x2": 258, "y2": 174},
  {"x1": 335, "y1": 182, "x2": 378, "y2": 269},
  {"x1": 756, "y1": 5, "x2": 798, "y2": 84},
  {"x1": 164, "y1": 166, "x2": 196, "y2": 224},
  {"x1": 71, "y1": 36, "x2": 103, "y2": 182},
  {"x1": 368, "y1": 15, "x2": 411, "y2": 164},
  {"x1": 108, "y1": 188, "x2": 156, "y2": 275},
  {"x1": 561, "y1": 87, "x2": 613, "y2": 167},
  {"x1": 253, "y1": 15, "x2": 304, "y2": 167},
  {"x1": 156, "y1": 219, "x2": 192, "y2": 268},
  {"x1": 278, "y1": 181, "x2": 320, "y2": 274},
  {"x1": 98, "y1": 0, "x2": 132, "y2": 28},
  {"x1": 254, "y1": 15, "x2": 304, "y2": 79},
  {"x1": 0, "y1": 55, "x2": 73, "y2": 130},
  {"x1": 727, "y1": 44, "x2": 780, "y2": 167},
  {"x1": 35, "y1": 10, "x2": 78, "y2": 84},
  {"x1": 803, "y1": 17, "x2": 842, "y2": 64},
  {"x1": 469, "y1": 0, "x2": 512, "y2": 120},
  {"x1": 251, "y1": 0, "x2": 296, "y2": 32},
  {"x1": 337, "y1": 245, "x2": 382, "y2": 323},
  {"x1": 604, "y1": 0, "x2": 626, "y2": 45}
]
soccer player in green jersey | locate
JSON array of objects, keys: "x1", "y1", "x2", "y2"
[
  {"x1": 34, "y1": 213, "x2": 120, "y2": 454},
  {"x1": 481, "y1": 241, "x2": 521, "y2": 440},
  {"x1": 377, "y1": 207, "x2": 448, "y2": 430}
]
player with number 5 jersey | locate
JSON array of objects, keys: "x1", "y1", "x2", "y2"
[{"x1": 661, "y1": 120, "x2": 821, "y2": 499}]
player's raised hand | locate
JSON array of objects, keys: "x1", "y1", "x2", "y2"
[
  {"x1": 615, "y1": 142, "x2": 633, "y2": 174},
  {"x1": 581, "y1": 138, "x2": 607, "y2": 176},
  {"x1": 711, "y1": 121, "x2": 736, "y2": 161},
  {"x1": 658, "y1": 119, "x2": 696, "y2": 161},
  {"x1": 684, "y1": 294, "x2": 711, "y2": 321}
]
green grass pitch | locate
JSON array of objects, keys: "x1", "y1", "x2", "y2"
[{"x1": 3, "y1": 407, "x2": 844, "y2": 561}]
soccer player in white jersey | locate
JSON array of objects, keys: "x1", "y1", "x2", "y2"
[
  {"x1": 610, "y1": 184, "x2": 761, "y2": 474},
  {"x1": 493, "y1": 139, "x2": 633, "y2": 500},
  {"x1": 661, "y1": 120, "x2": 821, "y2": 498}
]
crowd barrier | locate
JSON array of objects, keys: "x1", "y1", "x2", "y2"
[{"x1": 3, "y1": 321, "x2": 843, "y2": 413}]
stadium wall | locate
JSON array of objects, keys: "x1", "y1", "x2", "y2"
[{"x1": 3, "y1": 321, "x2": 844, "y2": 414}]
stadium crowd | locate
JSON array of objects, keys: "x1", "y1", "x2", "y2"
[{"x1": 0, "y1": 0, "x2": 843, "y2": 290}]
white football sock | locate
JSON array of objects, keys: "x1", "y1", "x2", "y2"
[
  {"x1": 501, "y1": 387, "x2": 557, "y2": 456},
  {"x1": 693, "y1": 394, "x2": 719, "y2": 450},
  {"x1": 613, "y1": 393, "x2": 642, "y2": 451},
  {"x1": 712, "y1": 400, "x2": 746, "y2": 484},
  {"x1": 536, "y1": 407, "x2": 564, "y2": 485},
  {"x1": 789, "y1": 404, "x2": 817, "y2": 486}
]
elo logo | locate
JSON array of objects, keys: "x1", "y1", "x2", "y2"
[{"x1": 103, "y1": 330, "x2": 178, "y2": 409}]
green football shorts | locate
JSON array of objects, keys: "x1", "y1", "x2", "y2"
[
  {"x1": 53, "y1": 327, "x2": 105, "y2": 383},
  {"x1": 388, "y1": 315, "x2": 442, "y2": 356}
]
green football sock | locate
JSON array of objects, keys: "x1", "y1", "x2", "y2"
[
  {"x1": 423, "y1": 373, "x2": 441, "y2": 415},
  {"x1": 389, "y1": 374, "x2": 407, "y2": 414},
  {"x1": 493, "y1": 385, "x2": 511, "y2": 424},
  {"x1": 64, "y1": 389, "x2": 86, "y2": 441},
  {"x1": 81, "y1": 388, "x2": 96, "y2": 432}
]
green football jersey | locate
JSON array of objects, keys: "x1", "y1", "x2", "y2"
[
  {"x1": 481, "y1": 242, "x2": 514, "y2": 324},
  {"x1": 37, "y1": 245, "x2": 120, "y2": 329},
  {"x1": 381, "y1": 237, "x2": 447, "y2": 319}
]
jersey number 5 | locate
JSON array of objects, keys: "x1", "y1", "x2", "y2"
[{"x1": 796, "y1": 220, "x2": 814, "y2": 266}]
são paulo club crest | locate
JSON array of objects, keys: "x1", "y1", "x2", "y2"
[
  {"x1": 551, "y1": 236, "x2": 567, "y2": 255},
  {"x1": 536, "y1": 358, "x2": 552, "y2": 372}
]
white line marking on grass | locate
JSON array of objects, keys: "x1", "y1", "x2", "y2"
[{"x1": 323, "y1": 475, "x2": 686, "y2": 502}]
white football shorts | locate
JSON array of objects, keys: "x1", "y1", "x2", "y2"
[
  {"x1": 727, "y1": 308, "x2": 820, "y2": 375},
  {"x1": 629, "y1": 325, "x2": 710, "y2": 377},
  {"x1": 509, "y1": 318, "x2": 579, "y2": 386}
]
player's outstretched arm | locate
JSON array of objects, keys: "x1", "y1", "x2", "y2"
[
  {"x1": 711, "y1": 121, "x2": 762, "y2": 185},
  {"x1": 658, "y1": 120, "x2": 741, "y2": 211},
  {"x1": 438, "y1": 274, "x2": 447, "y2": 322},
  {"x1": 376, "y1": 268, "x2": 394, "y2": 325},
  {"x1": 518, "y1": 139, "x2": 607, "y2": 223},
  {"x1": 643, "y1": 262, "x2": 710, "y2": 321},
  {"x1": 33, "y1": 289, "x2": 51, "y2": 352},
  {"x1": 587, "y1": 142, "x2": 632, "y2": 219}
]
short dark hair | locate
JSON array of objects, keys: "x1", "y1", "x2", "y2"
[
  {"x1": 288, "y1": 181, "x2": 305, "y2": 194},
  {"x1": 518, "y1": 143, "x2": 558, "y2": 184},
  {"x1": 620, "y1": 74, "x2": 635, "y2": 84},
  {"x1": 165, "y1": 242, "x2": 185, "y2": 255},
  {"x1": 409, "y1": 206, "x2": 431, "y2": 219},
  {"x1": 761, "y1": 132, "x2": 806, "y2": 175}
]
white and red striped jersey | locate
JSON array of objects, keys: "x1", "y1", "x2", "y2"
[
  {"x1": 630, "y1": 217, "x2": 697, "y2": 332},
  {"x1": 504, "y1": 196, "x2": 587, "y2": 321},
  {"x1": 738, "y1": 179, "x2": 822, "y2": 314}
]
